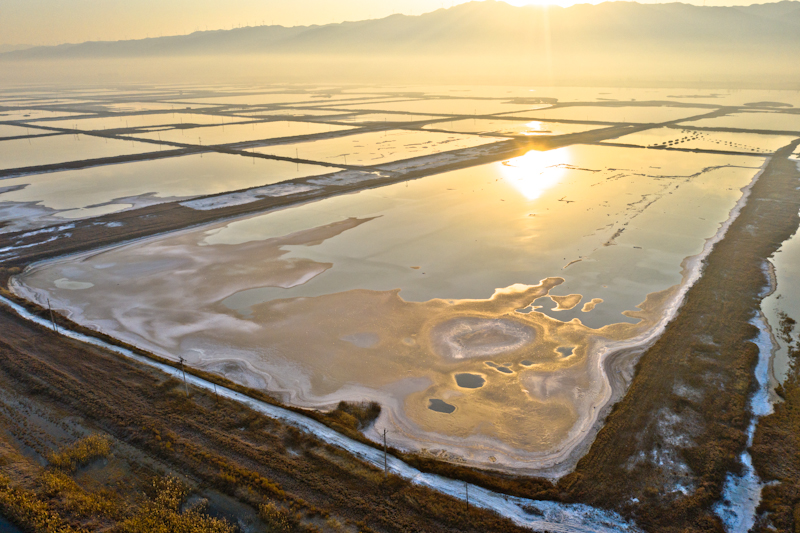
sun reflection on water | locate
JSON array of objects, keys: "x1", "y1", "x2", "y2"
[
  {"x1": 522, "y1": 121, "x2": 547, "y2": 135},
  {"x1": 500, "y1": 147, "x2": 572, "y2": 201}
]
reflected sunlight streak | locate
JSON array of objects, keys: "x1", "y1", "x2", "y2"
[{"x1": 500, "y1": 147, "x2": 572, "y2": 201}]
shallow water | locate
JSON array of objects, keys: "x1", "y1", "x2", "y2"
[
  {"x1": 0, "y1": 124, "x2": 46, "y2": 138},
  {"x1": 249, "y1": 128, "x2": 505, "y2": 165},
  {"x1": 337, "y1": 113, "x2": 442, "y2": 124},
  {"x1": 606, "y1": 127, "x2": 798, "y2": 154},
  {"x1": 0, "y1": 152, "x2": 330, "y2": 231},
  {"x1": 762, "y1": 231, "x2": 800, "y2": 383},
  {"x1": 0, "y1": 109, "x2": 87, "y2": 121},
  {"x1": 233, "y1": 108, "x2": 353, "y2": 118},
  {"x1": 38, "y1": 113, "x2": 243, "y2": 132},
  {"x1": 130, "y1": 120, "x2": 354, "y2": 146},
  {"x1": 393, "y1": 87, "x2": 800, "y2": 108},
  {"x1": 168, "y1": 94, "x2": 393, "y2": 108},
  {"x1": 326, "y1": 98, "x2": 548, "y2": 116},
  {"x1": 683, "y1": 111, "x2": 800, "y2": 133},
  {"x1": 424, "y1": 118, "x2": 602, "y2": 136},
  {"x1": 93, "y1": 101, "x2": 200, "y2": 112},
  {"x1": 0, "y1": 134, "x2": 158, "y2": 171},
  {"x1": 512, "y1": 105, "x2": 709, "y2": 124},
  {"x1": 15, "y1": 143, "x2": 762, "y2": 470},
  {"x1": 213, "y1": 145, "x2": 758, "y2": 325}
]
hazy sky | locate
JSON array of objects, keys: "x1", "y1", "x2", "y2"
[{"x1": 1, "y1": 0, "x2": 773, "y2": 46}]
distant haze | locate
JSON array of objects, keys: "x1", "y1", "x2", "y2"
[
  {"x1": 0, "y1": 0, "x2": 791, "y2": 46},
  {"x1": 2, "y1": 1, "x2": 799, "y2": 88}
]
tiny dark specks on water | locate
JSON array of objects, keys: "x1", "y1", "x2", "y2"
[{"x1": 428, "y1": 399, "x2": 456, "y2": 414}]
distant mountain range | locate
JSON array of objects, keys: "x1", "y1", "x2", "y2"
[
  {"x1": 0, "y1": 44, "x2": 32, "y2": 54},
  {"x1": 4, "y1": 0, "x2": 800, "y2": 60}
]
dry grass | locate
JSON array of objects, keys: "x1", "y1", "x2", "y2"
[
  {"x1": 48, "y1": 435, "x2": 111, "y2": 473},
  {"x1": 0, "y1": 472, "x2": 83, "y2": 533},
  {"x1": 115, "y1": 476, "x2": 234, "y2": 533}
]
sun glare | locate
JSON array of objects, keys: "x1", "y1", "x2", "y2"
[
  {"x1": 504, "y1": 0, "x2": 570, "y2": 7},
  {"x1": 499, "y1": 147, "x2": 572, "y2": 201}
]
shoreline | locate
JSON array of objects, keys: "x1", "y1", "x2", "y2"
[{"x1": 8, "y1": 158, "x2": 771, "y2": 478}]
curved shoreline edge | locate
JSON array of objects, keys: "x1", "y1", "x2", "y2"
[
  {"x1": 365, "y1": 157, "x2": 771, "y2": 478},
  {"x1": 0, "y1": 293, "x2": 641, "y2": 533}
]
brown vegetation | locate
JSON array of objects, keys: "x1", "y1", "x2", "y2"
[{"x1": 48, "y1": 435, "x2": 111, "y2": 473}]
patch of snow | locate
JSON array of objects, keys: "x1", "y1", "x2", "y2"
[
  {"x1": 18, "y1": 223, "x2": 75, "y2": 239},
  {"x1": 0, "y1": 234, "x2": 60, "y2": 253},
  {"x1": 307, "y1": 170, "x2": 389, "y2": 187},
  {"x1": 181, "y1": 183, "x2": 321, "y2": 211}
]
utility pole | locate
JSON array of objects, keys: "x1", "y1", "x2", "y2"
[
  {"x1": 383, "y1": 428, "x2": 388, "y2": 477},
  {"x1": 178, "y1": 356, "x2": 188, "y2": 396},
  {"x1": 46, "y1": 299, "x2": 58, "y2": 334}
]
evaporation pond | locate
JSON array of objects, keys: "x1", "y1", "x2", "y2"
[
  {"x1": 0, "y1": 109, "x2": 87, "y2": 121},
  {"x1": 761, "y1": 228, "x2": 800, "y2": 383},
  {"x1": 682, "y1": 112, "x2": 800, "y2": 132},
  {"x1": 515, "y1": 105, "x2": 709, "y2": 124},
  {"x1": 606, "y1": 127, "x2": 797, "y2": 154},
  {"x1": 326, "y1": 98, "x2": 548, "y2": 116},
  {"x1": 0, "y1": 124, "x2": 49, "y2": 139},
  {"x1": 130, "y1": 120, "x2": 354, "y2": 146},
  {"x1": 170, "y1": 94, "x2": 392, "y2": 108},
  {"x1": 16, "y1": 144, "x2": 763, "y2": 465},
  {"x1": 95, "y1": 102, "x2": 198, "y2": 112},
  {"x1": 41, "y1": 113, "x2": 244, "y2": 132},
  {"x1": 0, "y1": 152, "x2": 329, "y2": 228},
  {"x1": 249, "y1": 129, "x2": 504, "y2": 165},
  {"x1": 0, "y1": 134, "x2": 159, "y2": 171},
  {"x1": 336, "y1": 113, "x2": 442, "y2": 124},
  {"x1": 233, "y1": 108, "x2": 353, "y2": 118},
  {"x1": 424, "y1": 118, "x2": 603, "y2": 136}
]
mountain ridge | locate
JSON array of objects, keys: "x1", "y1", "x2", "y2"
[{"x1": 4, "y1": 0, "x2": 800, "y2": 60}]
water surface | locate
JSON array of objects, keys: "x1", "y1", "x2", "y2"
[
  {"x1": 249, "y1": 129, "x2": 504, "y2": 165},
  {"x1": 0, "y1": 152, "x2": 330, "y2": 231},
  {"x1": 130, "y1": 120, "x2": 354, "y2": 146},
  {"x1": 15, "y1": 144, "x2": 762, "y2": 470},
  {"x1": 0, "y1": 134, "x2": 158, "y2": 171}
]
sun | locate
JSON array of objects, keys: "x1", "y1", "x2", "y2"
[{"x1": 503, "y1": 0, "x2": 574, "y2": 7}]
